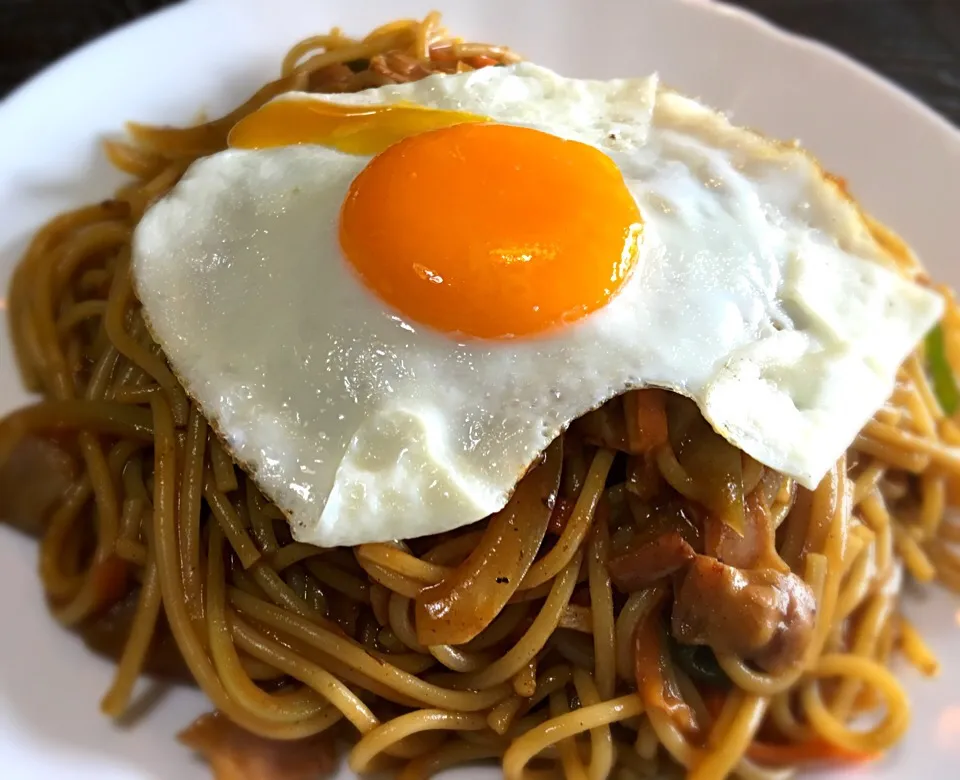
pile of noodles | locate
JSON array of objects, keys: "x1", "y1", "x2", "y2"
[{"x1": 2, "y1": 13, "x2": 960, "y2": 780}]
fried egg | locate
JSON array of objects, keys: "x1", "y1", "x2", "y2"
[{"x1": 132, "y1": 63, "x2": 943, "y2": 547}]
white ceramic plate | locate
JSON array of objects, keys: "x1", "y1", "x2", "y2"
[{"x1": 1, "y1": 0, "x2": 959, "y2": 777}]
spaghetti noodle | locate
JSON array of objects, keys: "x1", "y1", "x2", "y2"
[{"x1": 2, "y1": 13, "x2": 959, "y2": 780}]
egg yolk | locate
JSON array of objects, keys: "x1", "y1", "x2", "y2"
[
  {"x1": 340, "y1": 123, "x2": 643, "y2": 339},
  {"x1": 228, "y1": 99, "x2": 487, "y2": 154}
]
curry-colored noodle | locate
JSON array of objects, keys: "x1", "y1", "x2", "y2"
[{"x1": 2, "y1": 13, "x2": 960, "y2": 780}]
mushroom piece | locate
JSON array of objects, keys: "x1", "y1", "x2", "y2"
[{"x1": 671, "y1": 555, "x2": 816, "y2": 675}]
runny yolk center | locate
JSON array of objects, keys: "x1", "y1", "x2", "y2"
[{"x1": 339, "y1": 122, "x2": 643, "y2": 339}]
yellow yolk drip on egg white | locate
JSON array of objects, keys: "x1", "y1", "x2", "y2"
[
  {"x1": 132, "y1": 63, "x2": 943, "y2": 547},
  {"x1": 228, "y1": 99, "x2": 488, "y2": 154}
]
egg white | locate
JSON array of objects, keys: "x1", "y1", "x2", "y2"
[{"x1": 133, "y1": 64, "x2": 942, "y2": 547}]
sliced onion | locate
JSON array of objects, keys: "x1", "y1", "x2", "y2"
[
  {"x1": 633, "y1": 588, "x2": 698, "y2": 733},
  {"x1": 666, "y1": 396, "x2": 745, "y2": 534},
  {"x1": 414, "y1": 439, "x2": 562, "y2": 645},
  {"x1": 756, "y1": 467, "x2": 786, "y2": 512}
]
